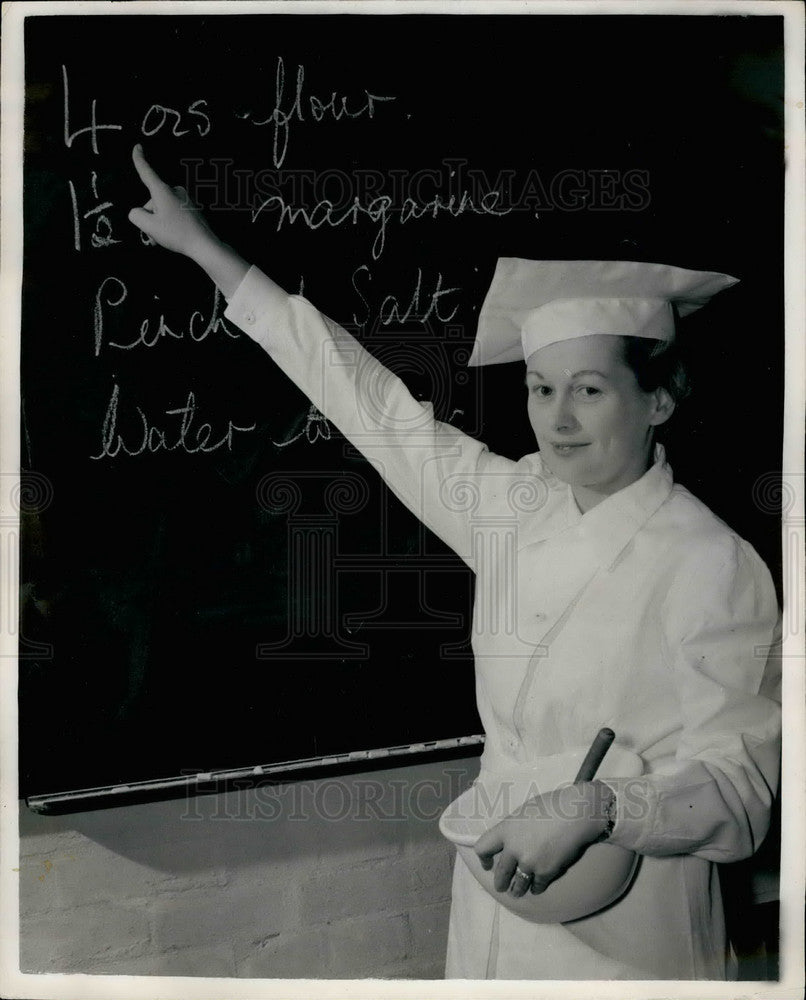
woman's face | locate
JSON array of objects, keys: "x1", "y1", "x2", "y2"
[{"x1": 525, "y1": 335, "x2": 673, "y2": 511}]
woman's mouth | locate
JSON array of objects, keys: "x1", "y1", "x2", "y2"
[{"x1": 551, "y1": 442, "x2": 590, "y2": 456}]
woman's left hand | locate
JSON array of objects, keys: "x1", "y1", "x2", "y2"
[{"x1": 473, "y1": 780, "x2": 611, "y2": 898}]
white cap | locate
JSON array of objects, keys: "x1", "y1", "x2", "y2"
[{"x1": 469, "y1": 259, "x2": 739, "y2": 366}]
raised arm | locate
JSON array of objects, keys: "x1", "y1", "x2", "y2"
[{"x1": 129, "y1": 145, "x2": 527, "y2": 561}]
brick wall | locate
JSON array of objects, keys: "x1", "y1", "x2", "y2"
[{"x1": 18, "y1": 756, "x2": 479, "y2": 979}]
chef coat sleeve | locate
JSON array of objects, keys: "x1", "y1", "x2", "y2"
[
  {"x1": 223, "y1": 265, "x2": 517, "y2": 564},
  {"x1": 602, "y1": 533, "x2": 782, "y2": 862}
]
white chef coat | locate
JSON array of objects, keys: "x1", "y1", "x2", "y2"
[{"x1": 224, "y1": 266, "x2": 781, "y2": 980}]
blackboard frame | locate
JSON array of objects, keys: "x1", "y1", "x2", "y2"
[{"x1": 2, "y1": 2, "x2": 797, "y2": 809}]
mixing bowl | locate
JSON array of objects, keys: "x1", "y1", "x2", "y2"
[{"x1": 439, "y1": 745, "x2": 643, "y2": 923}]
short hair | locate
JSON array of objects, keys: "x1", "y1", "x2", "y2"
[{"x1": 620, "y1": 335, "x2": 691, "y2": 406}]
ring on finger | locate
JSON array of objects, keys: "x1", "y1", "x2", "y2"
[{"x1": 513, "y1": 866, "x2": 532, "y2": 883}]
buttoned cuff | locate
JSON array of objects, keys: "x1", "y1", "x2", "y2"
[
  {"x1": 598, "y1": 767, "x2": 760, "y2": 860},
  {"x1": 223, "y1": 265, "x2": 293, "y2": 352}
]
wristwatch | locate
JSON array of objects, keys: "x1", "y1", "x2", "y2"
[{"x1": 596, "y1": 785, "x2": 618, "y2": 842}]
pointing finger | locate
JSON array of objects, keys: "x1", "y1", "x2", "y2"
[{"x1": 131, "y1": 143, "x2": 169, "y2": 197}]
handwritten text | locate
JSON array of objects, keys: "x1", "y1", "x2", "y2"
[
  {"x1": 253, "y1": 188, "x2": 510, "y2": 260},
  {"x1": 93, "y1": 278, "x2": 238, "y2": 356},
  {"x1": 240, "y1": 56, "x2": 395, "y2": 169},
  {"x1": 91, "y1": 383, "x2": 256, "y2": 460}
]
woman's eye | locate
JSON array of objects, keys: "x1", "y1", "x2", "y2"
[
  {"x1": 529, "y1": 384, "x2": 552, "y2": 397},
  {"x1": 577, "y1": 385, "x2": 602, "y2": 398}
]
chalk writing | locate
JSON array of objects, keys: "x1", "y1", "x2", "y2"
[
  {"x1": 252, "y1": 188, "x2": 510, "y2": 260},
  {"x1": 240, "y1": 56, "x2": 395, "y2": 168},
  {"x1": 91, "y1": 383, "x2": 256, "y2": 460},
  {"x1": 62, "y1": 65, "x2": 122, "y2": 154},
  {"x1": 93, "y1": 277, "x2": 238, "y2": 356},
  {"x1": 141, "y1": 99, "x2": 212, "y2": 139},
  {"x1": 350, "y1": 266, "x2": 461, "y2": 327},
  {"x1": 69, "y1": 171, "x2": 120, "y2": 251},
  {"x1": 272, "y1": 404, "x2": 333, "y2": 448}
]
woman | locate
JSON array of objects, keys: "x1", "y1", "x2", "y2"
[{"x1": 128, "y1": 145, "x2": 781, "y2": 980}]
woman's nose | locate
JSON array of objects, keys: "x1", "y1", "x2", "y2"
[{"x1": 553, "y1": 394, "x2": 579, "y2": 432}]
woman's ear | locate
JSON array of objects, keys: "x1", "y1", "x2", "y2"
[{"x1": 648, "y1": 387, "x2": 676, "y2": 427}]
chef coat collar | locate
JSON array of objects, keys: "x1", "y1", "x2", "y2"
[{"x1": 519, "y1": 444, "x2": 674, "y2": 569}]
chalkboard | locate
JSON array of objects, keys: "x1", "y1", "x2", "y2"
[{"x1": 17, "y1": 10, "x2": 784, "y2": 805}]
